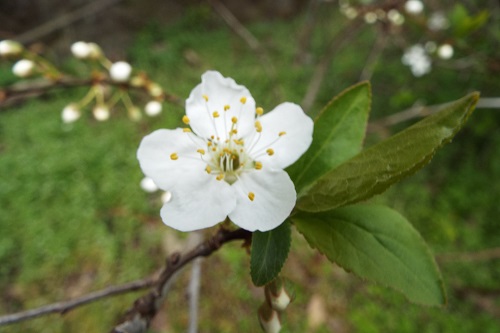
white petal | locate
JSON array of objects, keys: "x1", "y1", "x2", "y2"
[
  {"x1": 137, "y1": 128, "x2": 206, "y2": 190},
  {"x1": 248, "y1": 102, "x2": 313, "y2": 169},
  {"x1": 160, "y1": 174, "x2": 236, "y2": 231},
  {"x1": 186, "y1": 71, "x2": 256, "y2": 141},
  {"x1": 229, "y1": 169, "x2": 296, "y2": 232}
]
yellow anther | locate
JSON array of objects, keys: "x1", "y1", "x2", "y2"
[
  {"x1": 207, "y1": 141, "x2": 213, "y2": 147},
  {"x1": 211, "y1": 135, "x2": 215, "y2": 139},
  {"x1": 216, "y1": 174, "x2": 224, "y2": 181},
  {"x1": 240, "y1": 97, "x2": 247, "y2": 104},
  {"x1": 182, "y1": 115, "x2": 190, "y2": 124},
  {"x1": 266, "y1": 148, "x2": 274, "y2": 156},
  {"x1": 279, "y1": 131, "x2": 287, "y2": 136},
  {"x1": 183, "y1": 128, "x2": 191, "y2": 132},
  {"x1": 213, "y1": 111, "x2": 220, "y2": 118},
  {"x1": 170, "y1": 153, "x2": 178, "y2": 160},
  {"x1": 197, "y1": 149, "x2": 205, "y2": 155},
  {"x1": 205, "y1": 165, "x2": 212, "y2": 174},
  {"x1": 223, "y1": 148, "x2": 230, "y2": 153},
  {"x1": 231, "y1": 116, "x2": 238, "y2": 124},
  {"x1": 231, "y1": 129, "x2": 238, "y2": 134},
  {"x1": 255, "y1": 162, "x2": 262, "y2": 170},
  {"x1": 203, "y1": 94, "x2": 209, "y2": 102},
  {"x1": 248, "y1": 192, "x2": 255, "y2": 201},
  {"x1": 255, "y1": 120, "x2": 262, "y2": 133},
  {"x1": 233, "y1": 139, "x2": 244, "y2": 145},
  {"x1": 256, "y1": 107, "x2": 264, "y2": 116},
  {"x1": 212, "y1": 147, "x2": 217, "y2": 151},
  {"x1": 224, "y1": 105, "x2": 230, "y2": 111}
]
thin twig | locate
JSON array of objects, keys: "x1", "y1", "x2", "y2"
[
  {"x1": 14, "y1": 0, "x2": 124, "y2": 44},
  {"x1": 0, "y1": 76, "x2": 182, "y2": 109},
  {"x1": 437, "y1": 247, "x2": 500, "y2": 263},
  {"x1": 359, "y1": 27, "x2": 388, "y2": 81},
  {"x1": 207, "y1": 0, "x2": 283, "y2": 100},
  {"x1": 0, "y1": 276, "x2": 156, "y2": 326},
  {"x1": 294, "y1": 0, "x2": 322, "y2": 66},
  {"x1": 111, "y1": 227, "x2": 251, "y2": 333},
  {"x1": 187, "y1": 232, "x2": 204, "y2": 333}
]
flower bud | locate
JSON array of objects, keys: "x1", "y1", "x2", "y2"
[
  {"x1": 140, "y1": 177, "x2": 159, "y2": 193},
  {"x1": 71, "y1": 41, "x2": 91, "y2": 59},
  {"x1": 0, "y1": 40, "x2": 23, "y2": 57},
  {"x1": 147, "y1": 82, "x2": 164, "y2": 98},
  {"x1": 258, "y1": 303, "x2": 281, "y2": 333},
  {"x1": 128, "y1": 106, "x2": 142, "y2": 121},
  {"x1": 437, "y1": 44, "x2": 454, "y2": 60},
  {"x1": 12, "y1": 59, "x2": 35, "y2": 77},
  {"x1": 145, "y1": 100, "x2": 162, "y2": 117},
  {"x1": 110, "y1": 61, "x2": 132, "y2": 82},
  {"x1": 92, "y1": 105, "x2": 110, "y2": 121},
  {"x1": 87, "y1": 42, "x2": 103, "y2": 59},
  {"x1": 265, "y1": 277, "x2": 295, "y2": 312},
  {"x1": 61, "y1": 104, "x2": 81, "y2": 123}
]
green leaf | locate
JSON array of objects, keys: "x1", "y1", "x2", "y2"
[
  {"x1": 297, "y1": 92, "x2": 479, "y2": 212},
  {"x1": 287, "y1": 82, "x2": 371, "y2": 195},
  {"x1": 251, "y1": 221, "x2": 291, "y2": 286},
  {"x1": 292, "y1": 204, "x2": 446, "y2": 306}
]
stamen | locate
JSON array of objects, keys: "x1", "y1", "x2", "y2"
[
  {"x1": 255, "y1": 121, "x2": 262, "y2": 133},
  {"x1": 216, "y1": 174, "x2": 224, "y2": 181},
  {"x1": 279, "y1": 131, "x2": 286, "y2": 136},
  {"x1": 231, "y1": 116, "x2": 238, "y2": 124},
  {"x1": 240, "y1": 97, "x2": 247, "y2": 104},
  {"x1": 183, "y1": 128, "x2": 191, "y2": 132},
  {"x1": 255, "y1": 161, "x2": 262, "y2": 170},
  {"x1": 182, "y1": 115, "x2": 190, "y2": 124},
  {"x1": 224, "y1": 105, "x2": 230, "y2": 111},
  {"x1": 205, "y1": 165, "x2": 212, "y2": 173},
  {"x1": 203, "y1": 94, "x2": 209, "y2": 102},
  {"x1": 248, "y1": 192, "x2": 255, "y2": 201},
  {"x1": 197, "y1": 149, "x2": 205, "y2": 155},
  {"x1": 256, "y1": 107, "x2": 264, "y2": 116},
  {"x1": 170, "y1": 153, "x2": 178, "y2": 160},
  {"x1": 213, "y1": 111, "x2": 220, "y2": 118},
  {"x1": 266, "y1": 148, "x2": 274, "y2": 156}
]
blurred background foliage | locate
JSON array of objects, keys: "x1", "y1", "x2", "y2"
[{"x1": 0, "y1": 0, "x2": 499, "y2": 332}]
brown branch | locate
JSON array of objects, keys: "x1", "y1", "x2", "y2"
[
  {"x1": 14, "y1": 0, "x2": 124, "y2": 44},
  {"x1": 111, "y1": 227, "x2": 251, "y2": 333},
  {"x1": 0, "y1": 276, "x2": 156, "y2": 326},
  {"x1": 207, "y1": 0, "x2": 283, "y2": 100},
  {"x1": 437, "y1": 247, "x2": 500, "y2": 263},
  {"x1": 294, "y1": 0, "x2": 322, "y2": 66},
  {"x1": 0, "y1": 76, "x2": 182, "y2": 109}
]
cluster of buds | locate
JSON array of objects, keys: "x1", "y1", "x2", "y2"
[
  {"x1": 258, "y1": 277, "x2": 295, "y2": 333},
  {"x1": 60, "y1": 41, "x2": 165, "y2": 124},
  {"x1": 0, "y1": 39, "x2": 61, "y2": 79}
]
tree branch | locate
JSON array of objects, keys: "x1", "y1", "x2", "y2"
[
  {"x1": 0, "y1": 76, "x2": 182, "y2": 109},
  {"x1": 0, "y1": 276, "x2": 156, "y2": 326},
  {"x1": 111, "y1": 227, "x2": 251, "y2": 333}
]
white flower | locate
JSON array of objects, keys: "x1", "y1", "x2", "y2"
[
  {"x1": 110, "y1": 61, "x2": 132, "y2": 82},
  {"x1": 427, "y1": 12, "x2": 449, "y2": 31},
  {"x1": 61, "y1": 104, "x2": 81, "y2": 123},
  {"x1": 0, "y1": 40, "x2": 23, "y2": 57},
  {"x1": 404, "y1": 0, "x2": 424, "y2": 15},
  {"x1": 12, "y1": 59, "x2": 35, "y2": 77},
  {"x1": 71, "y1": 41, "x2": 91, "y2": 59},
  {"x1": 145, "y1": 100, "x2": 163, "y2": 116},
  {"x1": 402, "y1": 44, "x2": 431, "y2": 77},
  {"x1": 387, "y1": 9, "x2": 405, "y2": 26},
  {"x1": 92, "y1": 105, "x2": 110, "y2": 121},
  {"x1": 137, "y1": 71, "x2": 313, "y2": 232},
  {"x1": 437, "y1": 44, "x2": 454, "y2": 59}
]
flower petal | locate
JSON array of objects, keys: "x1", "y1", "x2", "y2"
[
  {"x1": 229, "y1": 169, "x2": 296, "y2": 231},
  {"x1": 137, "y1": 128, "x2": 206, "y2": 190},
  {"x1": 160, "y1": 174, "x2": 236, "y2": 231},
  {"x1": 186, "y1": 71, "x2": 256, "y2": 141},
  {"x1": 247, "y1": 102, "x2": 313, "y2": 169}
]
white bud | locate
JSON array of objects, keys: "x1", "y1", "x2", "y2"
[
  {"x1": 387, "y1": 9, "x2": 405, "y2": 26},
  {"x1": 258, "y1": 303, "x2": 282, "y2": 333},
  {"x1": 147, "y1": 83, "x2": 164, "y2": 97},
  {"x1": 265, "y1": 278, "x2": 295, "y2": 312},
  {"x1": 364, "y1": 12, "x2": 378, "y2": 24},
  {"x1": 437, "y1": 44, "x2": 454, "y2": 60},
  {"x1": 140, "y1": 177, "x2": 159, "y2": 193},
  {"x1": 145, "y1": 101, "x2": 162, "y2": 117},
  {"x1": 0, "y1": 40, "x2": 23, "y2": 57},
  {"x1": 128, "y1": 106, "x2": 142, "y2": 121},
  {"x1": 92, "y1": 105, "x2": 110, "y2": 121},
  {"x1": 110, "y1": 61, "x2": 132, "y2": 82},
  {"x1": 12, "y1": 59, "x2": 35, "y2": 77},
  {"x1": 87, "y1": 42, "x2": 103, "y2": 59},
  {"x1": 61, "y1": 104, "x2": 81, "y2": 123},
  {"x1": 71, "y1": 41, "x2": 91, "y2": 59},
  {"x1": 405, "y1": 0, "x2": 424, "y2": 14},
  {"x1": 162, "y1": 191, "x2": 172, "y2": 203}
]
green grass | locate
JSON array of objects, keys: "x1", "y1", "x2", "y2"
[{"x1": 1, "y1": 4, "x2": 499, "y2": 332}]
